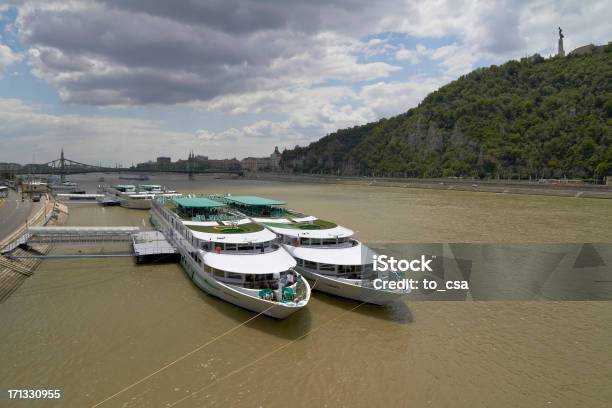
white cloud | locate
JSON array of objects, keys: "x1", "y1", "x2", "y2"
[
  {"x1": 0, "y1": 96, "x2": 376, "y2": 163},
  {"x1": 395, "y1": 43, "x2": 429, "y2": 64},
  {"x1": 0, "y1": 43, "x2": 21, "y2": 77},
  {"x1": 429, "y1": 43, "x2": 481, "y2": 79},
  {"x1": 195, "y1": 86, "x2": 378, "y2": 152},
  {"x1": 0, "y1": 99, "x2": 197, "y2": 164},
  {"x1": 202, "y1": 86, "x2": 357, "y2": 115},
  {"x1": 2, "y1": 0, "x2": 611, "y2": 163},
  {"x1": 359, "y1": 77, "x2": 443, "y2": 117},
  {"x1": 13, "y1": 1, "x2": 401, "y2": 106}
]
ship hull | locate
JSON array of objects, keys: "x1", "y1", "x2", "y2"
[
  {"x1": 151, "y1": 209, "x2": 308, "y2": 319},
  {"x1": 120, "y1": 198, "x2": 152, "y2": 209},
  {"x1": 296, "y1": 267, "x2": 406, "y2": 305}
]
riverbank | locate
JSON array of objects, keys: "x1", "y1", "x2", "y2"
[
  {"x1": 0, "y1": 193, "x2": 68, "y2": 302},
  {"x1": 0, "y1": 192, "x2": 65, "y2": 250},
  {"x1": 242, "y1": 173, "x2": 612, "y2": 199}
]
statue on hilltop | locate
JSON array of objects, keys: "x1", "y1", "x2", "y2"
[{"x1": 558, "y1": 27, "x2": 565, "y2": 57}]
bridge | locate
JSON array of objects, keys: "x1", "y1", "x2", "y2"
[{"x1": 13, "y1": 149, "x2": 243, "y2": 179}]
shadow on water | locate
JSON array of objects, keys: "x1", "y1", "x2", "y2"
[
  {"x1": 311, "y1": 290, "x2": 414, "y2": 324},
  {"x1": 185, "y1": 281, "x2": 313, "y2": 341}
]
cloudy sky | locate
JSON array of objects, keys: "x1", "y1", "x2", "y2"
[{"x1": 0, "y1": 0, "x2": 610, "y2": 165}]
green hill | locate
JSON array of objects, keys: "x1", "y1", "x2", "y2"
[{"x1": 281, "y1": 44, "x2": 612, "y2": 180}]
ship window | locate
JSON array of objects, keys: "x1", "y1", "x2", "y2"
[
  {"x1": 296, "y1": 258, "x2": 304, "y2": 267},
  {"x1": 300, "y1": 238, "x2": 309, "y2": 245},
  {"x1": 362, "y1": 264, "x2": 375, "y2": 279},
  {"x1": 338, "y1": 265, "x2": 357, "y2": 274},
  {"x1": 319, "y1": 263, "x2": 336, "y2": 272},
  {"x1": 227, "y1": 272, "x2": 243, "y2": 280},
  {"x1": 225, "y1": 244, "x2": 237, "y2": 251},
  {"x1": 304, "y1": 260, "x2": 317, "y2": 269},
  {"x1": 213, "y1": 269, "x2": 225, "y2": 278},
  {"x1": 322, "y1": 239, "x2": 337, "y2": 246}
]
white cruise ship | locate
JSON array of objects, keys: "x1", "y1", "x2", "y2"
[
  {"x1": 151, "y1": 196, "x2": 310, "y2": 318},
  {"x1": 102, "y1": 184, "x2": 180, "y2": 209},
  {"x1": 223, "y1": 196, "x2": 409, "y2": 305}
]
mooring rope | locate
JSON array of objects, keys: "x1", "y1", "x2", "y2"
[
  {"x1": 90, "y1": 304, "x2": 277, "y2": 408},
  {"x1": 166, "y1": 298, "x2": 365, "y2": 408},
  {"x1": 92, "y1": 278, "x2": 326, "y2": 408}
]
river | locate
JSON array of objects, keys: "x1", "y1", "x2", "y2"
[{"x1": 1, "y1": 173, "x2": 611, "y2": 407}]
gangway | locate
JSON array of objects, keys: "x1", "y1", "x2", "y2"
[
  {"x1": 1, "y1": 226, "x2": 178, "y2": 303},
  {"x1": 5, "y1": 226, "x2": 177, "y2": 263},
  {"x1": 26, "y1": 226, "x2": 140, "y2": 244}
]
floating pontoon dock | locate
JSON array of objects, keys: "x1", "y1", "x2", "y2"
[{"x1": 132, "y1": 231, "x2": 178, "y2": 263}]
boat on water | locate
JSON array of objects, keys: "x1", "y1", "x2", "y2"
[
  {"x1": 47, "y1": 175, "x2": 79, "y2": 193},
  {"x1": 119, "y1": 174, "x2": 150, "y2": 181},
  {"x1": 150, "y1": 196, "x2": 311, "y2": 318},
  {"x1": 96, "y1": 195, "x2": 121, "y2": 206},
  {"x1": 100, "y1": 184, "x2": 181, "y2": 209},
  {"x1": 57, "y1": 193, "x2": 104, "y2": 202},
  {"x1": 223, "y1": 195, "x2": 409, "y2": 305}
]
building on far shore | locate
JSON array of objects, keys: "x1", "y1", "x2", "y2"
[
  {"x1": 0, "y1": 162, "x2": 22, "y2": 172},
  {"x1": 135, "y1": 153, "x2": 241, "y2": 172},
  {"x1": 206, "y1": 158, "x2": 241, "y2": 171},
  {"x1": 241, "y1": 147, "x2": 281, "y2": 172},
  {"x1": 156, "y1": 156, "x2": 171, "y2": 170}
]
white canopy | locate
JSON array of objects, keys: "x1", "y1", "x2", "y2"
[
  {"x1": 292, "y1": 216, "x2": 317, "y2": 222},
  {"x1": 222, "y1": 218, "x2": 251, "y2": 225},
  {"x1": 265, "y1": 224, "x2": 354, "y2": 239},
  {"x1": 190, "y1": 227, "x2": 277, "y2": 244},
  {"x1": 284, "y1": 241, "x2": 376, "y2": 265},
  {"x1": 252, "y1": 217, "x2": 292, "y2": 224},
  {"x1": 202, "y1": 248, "x2": 296, "y2": 274},
  {"x1": 183, "y1": 220, "x2": 219, "y2": 227}
]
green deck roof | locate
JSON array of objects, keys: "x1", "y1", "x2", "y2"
[
  {"x1": 172, "y1": 197, "x2": 225, "y2": 208},
  {"x1": 225, "y1": 195, "x2": 287, "y2": 206}
]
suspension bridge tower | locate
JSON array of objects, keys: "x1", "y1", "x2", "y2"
[
  {"x1": 187, "y1": 151, "x2": 195, "y2": 180},
  {"x1": 59, "y1": 148, "x2": 66, "y2": 182}
]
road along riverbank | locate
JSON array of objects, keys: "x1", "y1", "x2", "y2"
[
  {"x1": 0, "y1": 193, "x2": 68, "y2": 302},
  {"x1": 241, "y1": 173, "x2": 612, "y2": 199},
  {"x1": 0, "y1": 192, "x2": 60, "y2": 250}
]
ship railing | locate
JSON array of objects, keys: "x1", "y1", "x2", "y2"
[
  {"x1": 291, "y1": 270, "x2": 309, "y2": 302},
  {"x1": 207, "y1": 244, "x2": 279, "y2": 255},
  {"x1": 290, "y1": 240, "x2": 356, "y2": 249}
]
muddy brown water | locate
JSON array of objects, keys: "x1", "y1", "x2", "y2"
[{"x1": 1, "y1": 174, "x2": 611, "y2": 407}]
